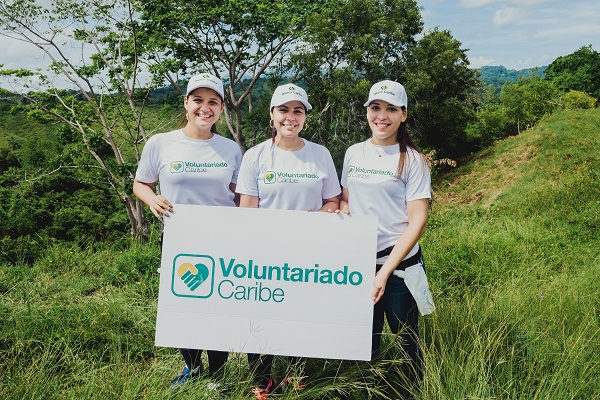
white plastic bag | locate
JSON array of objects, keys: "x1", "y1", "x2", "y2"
[{"x1": 392, "y1": 263, "x2": 435, "y2": 316}]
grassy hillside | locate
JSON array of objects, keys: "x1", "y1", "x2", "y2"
[
  {"x1": 420, "y1": 107, "x2": 600, "y2": 398},
  {"x1": 0, "y1": 108, "x2": 598, "y2": 399}
]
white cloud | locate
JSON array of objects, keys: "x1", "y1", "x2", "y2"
[
  {"x1": 460, "y1": 0, "x2": 558, "y2": 9},
  {"x1": 533, "y1": 23, "x2": 600, "y2": 40},
  {"x1": 460, "y1": 0, "x2": 497, "y2": 8},
  {"x1": 469, "y1": 55, "x2": 496, "y2": 68},
  {"x1": 493, "y1": 6, "x2": 524, "y2": 27}
]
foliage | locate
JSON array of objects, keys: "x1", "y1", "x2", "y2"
[
  {"x1": 0, "y1": 0, "x2": 174, "y2": 240},
  {"x1": 290, "y1": 0, "x2": 479, "y2": 166},
  {"x1": 139, "y1": 0, "x2": 328, "y2": 152},
  {"x1": 499, "y1": 73, "x2": 560, "y2": 133},
  {"x1": 545, "y1": 45, "x2": 600, "y2": 99},
  {"x1": 478, "y1": 65, "x2": 547, "y2": 95},
  {"x1": 288, "y1": 0, "x2": 423, "y2": 168},
  {"x1": 562, "y1": 90, "x2": 597, "y2": 109},
  {"x1": 465, "y1": 103, "x2": 513, "y2": 149},
  {"x1": 0, "y1": 103, "x2": 171, "y2": 262},
  {"x1": 1, "y1": 108, "x2": 599, "y2": 399},
  {"x1": 404, "y1": 29, "x2": 481, "y2": 157}
]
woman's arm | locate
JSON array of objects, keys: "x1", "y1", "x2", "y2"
[
  {"x1": 239, "y1": 194, "x2": 259, "y2": 208},
  {"x1": 318, "y1": 195, "x2": 340, "y2": 212},
  {"x1": 132, "y1": 178, "x2": 173, "y2": 219},
  {"x1": 336, "y1": 187, "x2": 350, "y2": 214},
  {"x1": 230, "y1": 182, "x2": 240, "y2": 207},
  {"x1": 371, "y1": 198, "x2": 429, "y2": 304}
]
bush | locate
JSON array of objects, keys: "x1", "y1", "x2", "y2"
[{"x1": 562, "y1": 90, "x2": 597, "y2": 109}]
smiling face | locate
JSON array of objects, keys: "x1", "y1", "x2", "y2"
[
  {"x1": 270, "y1": 100, "x2": 306, "y2": 138},
  {"x1": 184, "y1": 87, "x2": 224, "y2": 132},
  {"x1": 366, "y1": 100, "x2": 408, "y2": 145}
]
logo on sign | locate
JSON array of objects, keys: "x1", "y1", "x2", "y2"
[{"x1": 171, "y1": 254, "x2": 215, "y2": 298}]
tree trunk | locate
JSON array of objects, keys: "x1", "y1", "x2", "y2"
[{"x1": 123, "y1": 194, "x2": 150, "y2": 242}]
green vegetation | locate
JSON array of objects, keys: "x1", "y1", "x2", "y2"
[
  {"x1": 545, "y1": 45, "x2": 600, "y2": 99},
  {"x1": 1, "y1": 2, "x2": 599, "y2": 397},
  {"x1": 478, "y1": 65, "x2": 547, "y2": 95},
  {"x1": 2, "y1": 1, "x2": 598, "y2": 239},
  {"x1": 1, "y1": 108, "x2": 598, "y2": 399}
]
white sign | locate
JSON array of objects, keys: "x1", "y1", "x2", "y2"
[{"x1": 155, "y1": 205, "x2": 377, "y2": 361}]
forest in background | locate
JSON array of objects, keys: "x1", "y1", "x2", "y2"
[
  {"x1": 1, "y1": 106, "x2": 598, "y2": 399},
  {"x1": 1, "y1": 1, "x2": 599, "y2": 398},
  {"x1": 1, "y1": 0, "x2": 598, "y2": 248}
]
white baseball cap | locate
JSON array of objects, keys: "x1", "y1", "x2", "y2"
[
  {"x1": 364, "y1": 80, "x2": 408, "y2": 108},
  {"x1": 186, "y1": 73, "x2": 225, "y2": 100},
  {"x1": 270, "y1": 84, "x2": 312, "y2": 111}
]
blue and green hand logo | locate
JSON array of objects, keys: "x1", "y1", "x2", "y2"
[
  {"x1": 264, "y1": 171, "x2": 276, "y2": 184},
  {"x1": 172, "y1": 254, "x2": 215, "y2": 298},
  {"x1": 171, "y1": 161, "x2": 184, "y2": 173},
  {"x1": 178, "y1": 262, "x2": 209, "y2": 291}
]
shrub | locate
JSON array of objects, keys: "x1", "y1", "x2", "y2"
[{"x1": 562, "y1": 90, "x2": 597, "y2": 109}]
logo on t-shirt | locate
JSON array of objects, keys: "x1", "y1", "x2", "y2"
[
  {"x1": 262, "y1": 170, "x2": 319, "y2": 184},
  {"x1": 171, "y1": 161, "x2": 184, "y2": 173},
  {"x1": 347, "y1": 165, "x2": 393, "y2": 179},
  {"x1": 264, "y1": 171, "x2": 276, "y2": 184},
  {"x1": 170, "y1": 160, "x2": 229, "y2": 173}
]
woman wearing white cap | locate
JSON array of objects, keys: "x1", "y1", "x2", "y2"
[
  {"x1": 236, "y1": 83, "x2": 341, "y2": 397},
  {"x1": 133, "y1": 73, "x2": 242, "y2": 386},
  {"x1": 339, "y1": 80, "x2": 434, "y2": 393}
]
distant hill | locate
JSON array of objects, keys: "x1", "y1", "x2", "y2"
[{"x1": 478, "y1": 65, "x2": 547, "y2": 93}]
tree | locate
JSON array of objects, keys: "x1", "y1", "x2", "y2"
[
  {"x1": 403, "y1": 28, "x2": 481, "y2": 157},
  {"x1": 139, "y1": 0, "x2": 327, "y2": 152},
  {"x1": 287, "y1": 0, "x2": 424, "y2": 168},
  {"x1": 0, "y1": 0, "x2": 171, "y2": 239},
  {"x1": 290, "y1": 0, "x2": 479, "y2": 163},
  {"x1": 562, "y1": 90, "x2": 597, "y2": 109},
  {"x1": 500, "y1": 74, "x2": 559, "y2": 133},
  {"x1": 545, "y1": 45, "x2": 600, "y2": 99}
]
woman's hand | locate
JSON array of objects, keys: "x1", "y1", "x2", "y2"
[
  {"x1": 150, "y1": 195, "x2": 173, "y2": 218},
  {"x1": 133, "y1": 179, "x2": 173, "y2": 219},
  {"x1": 334, "y1": 206, "x2": 350, "y2": 214},
  {"x1": 371, "y1": 271, "x2": 389, "y2": 304}
]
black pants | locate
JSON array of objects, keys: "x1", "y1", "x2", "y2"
[
  {"x1": 247, "y1": 354, "x2": 303, "y2": 386},
  {"x1": 179, "y1": 348, "x2": 228, "y2": 376}
]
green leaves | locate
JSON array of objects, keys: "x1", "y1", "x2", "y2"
[{"x1": 545, "y1": 45, "x2": 600, "y2": 99}]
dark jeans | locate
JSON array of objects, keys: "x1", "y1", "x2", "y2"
[
  {"x1": 373, "y1": 257, "x2": 424, "y2": 383},
  {"x1": 179, "y1": 348, "x2": 228, "y2": 377},
  {"x1": 247, "y1": 353, "x2": 273, "y2": 386},
  {"x1": 247, "y1": 354, "x2": 303, "y2": 386}
]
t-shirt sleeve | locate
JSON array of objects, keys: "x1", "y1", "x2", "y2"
[
  {"x1": 340, "y1": 149, "x2": 351, "y2": 189},
  {"x1": 230, "y1": 145, "x2": 243, "y2": 184},
  {"x1": 321, "y1": 148, "x2": 341, "y2": 199},
  {"x1": 235, "y1": 148, "x2": 259, "y2": 196},
  {"x1": 135, "y1": 137, "x2": 159, "y2": 184},
  {"x1": 404, "y1": 152, "x2": 432, "y2": 202}
]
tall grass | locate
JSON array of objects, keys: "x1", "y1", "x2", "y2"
[{"x1": 1, "y1": 108, "x2": 599, "y2": 399}]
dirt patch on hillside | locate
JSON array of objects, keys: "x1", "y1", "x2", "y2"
[{"x1": 434, "y1": 144, "x2": 538, "y2": 208}]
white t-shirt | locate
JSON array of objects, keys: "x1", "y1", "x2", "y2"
[
  {"x1": 236, "y1": 139, "x2": 341, "y2": 211},
  {"x1": 341, "y1": 140, "x2": 431, "y2": 262},
  {"x1": 135, "y1": 129, "x2": 242, "y2": 207}
]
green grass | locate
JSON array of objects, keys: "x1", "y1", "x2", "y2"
[{"x1": 1, "y1": 108, "x2": 599, "y2": 399}]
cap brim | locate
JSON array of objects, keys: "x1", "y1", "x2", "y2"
[{"x1": 364, "y1": 96, "x2": 406, "y2": 108}]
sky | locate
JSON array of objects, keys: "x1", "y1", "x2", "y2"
[
  {"x1": 418, "y1": 0, "x2": 600, "y2": 69},
  {"x1": 0, "y1": 0, "x2": 599, "y2": 76}
]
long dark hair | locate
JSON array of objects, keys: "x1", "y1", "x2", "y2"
[{"x1": 396, "y1": 106, "x2": 423, "y2": 179}]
